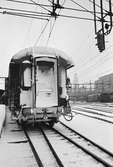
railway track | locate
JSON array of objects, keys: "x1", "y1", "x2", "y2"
[
  {"x1": 23, "y1": 125, "x2": 61, "y2": 167},
  {"x1": 73, "y1": 105, "x2": 113, "y2": 117},
  {"x1": 73, "y1": 103, "x2": 113, "y2": 113},
  {"x1": 72, "y1": 107, "x2": 113, "y2": 124},
  {"x1": 82, "y1": 106, "x2": 113, "y2": 114},
  {"x1": 23, "y1": 123, "x2": 113, "y2": 167},
  {"x1": 0, "y1": 118, "x2": 38, "y2": 166},
  {"x1": 53, "y1": 122, "x2": 113, "y2": 167},
  {"x1": 78, "y1": 106, "x2": 112, "y2": 115},
  {"x1": 5, "y1": 108, "x2": 113, "y2": 167}
]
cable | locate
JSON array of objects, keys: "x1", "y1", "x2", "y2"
[
  {"x1": 5, "y1": 0, "x2": 110, "y2": 23},
  {"x1": 6, "y1": 0, "x2": 106, "y2": 15},
  {"x1": 46, "y1": 0, "x2": 66, "y2": 45},
  {"x1": 0, "y1": 6, "x2": 49, "y2": 16},
  {"x1": 70, "y1": 0, "x2": 100, "y2": 19},
  {"x1": 22, "y1": 2, "x2": 39, "y2": 47},
  {"x1": 62, "y1": 6, "x2": 106, "y2": 15},
  {"x1": 76, "y1": 49, "x2": 113, "y2": 72},
  {"x1": 74, "y1": 41, "x2": 113, "y2": 73},
  {"x1": 6, "y1": 0, "x2": 52, "y2": 7},
  {"x1": 34, "y1": 19, "x2": 50, "y2": 46},
  {"x1": 88, "y1": 0, "x2": 108, "y2": 12},
  {"x1": 76, "y1": 52, "x2": 113, "y2": 76},
  {"x1": 48, "y1": 0, "x2": 52, "y2": 3},
  {"x1": 46, "y1": 18, "x2": 55, "y2": 45},
  {"x1": 0, "y1": 10, "x2": 49, "y2": 20},
  {"x1": 30, "y1": 0, "x2": 51, "y2": 13},
  {"x1": 57, "y1": 14, "x2": 98, "y2": 21},
  {"x1": 2, "y1": 3, "x2": 103, "y2": 22}
]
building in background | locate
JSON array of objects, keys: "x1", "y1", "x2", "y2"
[
  {"x1": 69, "y1": 73, "x2": 113, "y2": 102},
  {"x1": 95, "y1": 73, "x2": 113, "y2": 94}
]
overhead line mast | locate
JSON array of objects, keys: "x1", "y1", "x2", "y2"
[
  {"x1": 93, "y1": 0, "x2": 113, "y2": 52},
  {"x1": 1, "y1": 0, "x2": 113, "y2": 52}
]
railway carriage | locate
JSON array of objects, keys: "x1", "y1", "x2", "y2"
[{"x1": 8, "y1": 47, "x2": 74, "y2": 126}]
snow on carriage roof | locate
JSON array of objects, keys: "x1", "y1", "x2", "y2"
[{"x1": 11, "y1": 46, "x2": 74, "y2": 69}]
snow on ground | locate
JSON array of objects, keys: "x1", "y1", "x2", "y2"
[{"x1": 60, "y1": 112, "x2": 113, "y2": 153}]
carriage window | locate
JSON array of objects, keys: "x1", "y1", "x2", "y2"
[
  {"x1": 23, "y1": 67, "x2": 31, "y2": 87},
  {"x1": 37, "y1": 61, "x2": 54, "y2": 71},
  {"x1": 36, "y1": 61, "x2": 54, "y2": 91},
  {"x1": 22, "y1": 61, "x2": 31, "y2": 89}
]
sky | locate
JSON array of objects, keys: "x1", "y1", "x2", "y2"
[{"x1": 0, "y1": 0, "x2": 113, "y2": 84}]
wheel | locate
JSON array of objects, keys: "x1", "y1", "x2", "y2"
[
  {"x1": 64, "y1": 112, "x2": 73, "y2": 121},
  {"x1": 48, "y1": 121, "x2": 55, "y2": 128},
  {"x1": 17, "y1": 118, "x2": 26, "y2": 126}
]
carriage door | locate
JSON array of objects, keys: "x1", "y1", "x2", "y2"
[{"x1": 35, "y1": 57, "x2": 58, "y2": 107}]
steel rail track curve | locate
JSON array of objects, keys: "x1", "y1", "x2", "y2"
[
  {"x1": 59, "y1": 121, "x2": 113, "y2": 157},
  {"x1": 52, "y1": 123, "x2": 113, "y2": 167}
]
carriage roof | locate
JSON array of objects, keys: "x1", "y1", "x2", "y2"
[{"x1": 11, "y1": 47, "x2": 74, "y2": 69}]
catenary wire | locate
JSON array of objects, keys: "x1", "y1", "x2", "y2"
[
  {"x1": 0, "y1": 10, "x2": 49, "y2": 20},
  {"x1": 30, "y1": 0, "x2": 51, "y2": 13},
  {"x1": 46, "y1": 0, "x2": 66, "y2": 45},
  {"x1": 34, "y1": 19, "x2": 50, "y2": 46},
  {"x1": 70, "y1": 0, "x2": 100, "y2": 19},
  {"x1": 22, "y1": 1, "x2": 39, "y2": 47},
  {"x1": 5, "y1": 0, "x2": 106, "y2": 15}
]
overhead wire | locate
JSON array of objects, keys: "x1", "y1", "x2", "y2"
[
  {"x1": 30, "y1": 0, "x2": 51, "y2": 13},
  {"x1": 5, "y1": 0, "x2": 106, "y2": 15},
  {"x1": 76, "y1": 50, "x2": 113, "y2": 75},
  {"x1": 46, "y1": 18, "x2": 56, "y2": 45},
  {"x1": 22, "y1": 0, "x2": 40, "y2": 47},
  {"x1": 57, "y1": 14, "x2": 98, "y2": 21},
  {"x1": 77, "y1": 61, "x2": 113, "y2": 83},
  {"x1": 62, "y1": 6, "x2": 106, "y2": 15},
  {"x1": 0, "y1": 6, "x2": 49, "y2": 16},
  {"x1": 69, "y1": 0, "x2": 113, "y2": 76},
  {"x1": 3, "y1": 0, "x2": 113, "y2": 81},
  {"x1": 34, "y1": 19, "x2": 50, "y2": 46},
  {"x1": 0, "y1": 10, "x2": 48, "y2": 20},
  {"x1": 6, "y1": 0, "x2": 52, "y2": 7},
  {"x1": 76, "y1": 45, "x2": 113, "y2": 70},
  {"x1": 0, "y1": 10, "x2": 102, "y2": 22},
  {"x1": 74, "y1": 35, "x2": 113, "y2": 73},
  {"x1": 33, "y1": 0, "x2": 52, "y2": 46},
  {"x1": 46, "y1": 0, "x2": 66, "y2": 45},
  {"x1": 48, "y1": 0, "x2": 52, "y2": 3},
  {"x1": 5, "y1": 0, "x2": 105, "y2": 21},
  {"x1": 53, "y1": 1, "x2": 112, "y2": 76},
  {"x1": 70, "y1": 0, "x2": 100, "y2": 19},
  {"x1": 4, "y1": 0, "x2": 112, "y2": 24}
]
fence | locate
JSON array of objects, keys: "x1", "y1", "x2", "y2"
[{"x1": 68, "y1": 81, "x2": 113, "y2": 102}]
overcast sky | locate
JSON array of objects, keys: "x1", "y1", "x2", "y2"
[{"x1": 0, "y1": 0, "x2": 113, "y2": 83}]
